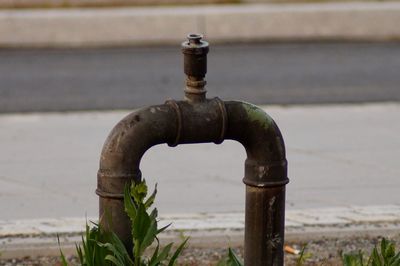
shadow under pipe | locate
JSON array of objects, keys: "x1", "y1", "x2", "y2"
[{"x1": 96, "y1": 34, "x2": 289, "y2": 266}]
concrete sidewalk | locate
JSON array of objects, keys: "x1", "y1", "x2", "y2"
[
  {"x1": 1, "y1": 103, "x2": 400, "y2": 257},
  {"x1": 0, "y1": 2, "x2": 400, "y2": 47},
  {"x1": 1, "y1": 103, "x2": 399, "y2": 218}
]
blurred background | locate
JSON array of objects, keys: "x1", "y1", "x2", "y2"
[{"x1": 0, "y1": 0, "x2": 399, "y2": 226}]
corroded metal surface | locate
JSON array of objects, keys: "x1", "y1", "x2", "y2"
[{"x1": 97, "y1": 34, "x2": 289, "y2": 265}]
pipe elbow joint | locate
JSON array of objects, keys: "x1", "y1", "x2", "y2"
[
  {"x1": 96, "y1": 98, "x2": 227, "y2": 198},
  {"x1": 97, "y1": 104, "x2": 177, "y2": 199},
  {"x1": 225, "y1": 101, "x2": 288, "y2": 188}
]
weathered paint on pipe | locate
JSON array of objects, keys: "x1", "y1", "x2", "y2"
[{"x1": 97, "y1": 34, "x2": 288, "y2": 265}]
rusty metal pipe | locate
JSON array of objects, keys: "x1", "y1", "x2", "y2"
[
  {"x1": 97, "y1": 34, "x2": 288, "y2": 265},
  {"x1": 97, "y1": 104, "x2": 177, "y2": 249},
  {"x1": 224, "y1": 101, "x2": 288, "y2": 265}
]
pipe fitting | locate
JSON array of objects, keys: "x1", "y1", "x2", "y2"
[
  {"x1": 97, "y1": 34, "x2": 289, "y2": 266},
  {"x1": 182, "y1": 33, "x2": 209, "y2": 102},
  {"x1": 244, "y1": 159, "x2": 288, "y2": 187},
  {"x1": 165, "y1": 97, "x2": 227, "y2": 146},
  {"x1": 182, "y1": 33, "x2": 209, "y2": 78},
  {"x1": 223, "y1": 101, "x2": 288, "y2": 187}
]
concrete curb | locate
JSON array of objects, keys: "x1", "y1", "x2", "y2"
[
  {"x1": 1, "y1": 205, "x2": 400, "y2": 258},
  {"x1": 0, "y1": 0, "x2": 231, "y2": 9},
  {"x1": 0, "y1": 2, "x2": 400, "y2": 47}
]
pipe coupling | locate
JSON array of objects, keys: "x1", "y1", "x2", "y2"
[
  {"x1": 165, "y1": 98, "x2": 227, "y2": 146},
  {"x1": 96, "y1": 171, "x2": 142, "y2": 199},
  {"x1": 243, "y1": 159, "x2": 288, "y2": 187}
]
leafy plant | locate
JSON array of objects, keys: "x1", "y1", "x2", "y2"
[
  {"x1": 296, "y1": 245, "x2": 312, "y2": 266},
  {"x1": 342, "y1": 250, "x2": 366, "y2": 266},
  {"x1": 369, "y1": 238, "x2": 400, "y2": 266},
  {"x1": 58, "y1": 235, "x2": 69, "y2": 265},
  {"x1": 217, "y1": 248, "x2": 244, "y2": 266},
  {"x1": 59, "y1": 180, "x2": 188, "y2": 266},
  {"x1": 123, "y1": 180, "x2": 188, "y2": 266},
  {"x1": 87, "y1": 221, "x2": 133, "y2": 266},
  {"x1": 342, "y1": 238, "x2": 400, "y2": 266}
]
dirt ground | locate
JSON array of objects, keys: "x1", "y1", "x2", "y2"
[{"x1": 1, "y1": 234, "x2": 399, "y2": 266}]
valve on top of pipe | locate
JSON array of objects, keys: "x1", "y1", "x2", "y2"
[{"x1": 182, "y1": 33, "x2": 209, "y2": 102}]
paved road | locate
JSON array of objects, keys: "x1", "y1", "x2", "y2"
[{"x1": 1, "y1": 42, "x2": 400, "y2": 113}]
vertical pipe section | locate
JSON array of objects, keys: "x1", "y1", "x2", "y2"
[
  {"x1": 245, "y1": 186, "x2": 286, "y2": 265},
  {"x1": 225, "y1": 101, "x2": 288, "y2": 266}
]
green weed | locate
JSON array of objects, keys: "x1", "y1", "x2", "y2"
[
  {"x1": 342, "y1": 238, "x2": 400, "y2": 266},
  {"x1": 296, "y1": 245, "x2": 312, "y2": 266},
  {"x1": 59, "y1": 180, "x2": 188, "y2": 265},
  {"x1": 217, "y1": 248, "x2": 244, "y2": 266}
]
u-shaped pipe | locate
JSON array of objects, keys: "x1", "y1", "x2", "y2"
[{"x1": 96, "y1": 34, "x2": 288, "y2": 266}]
